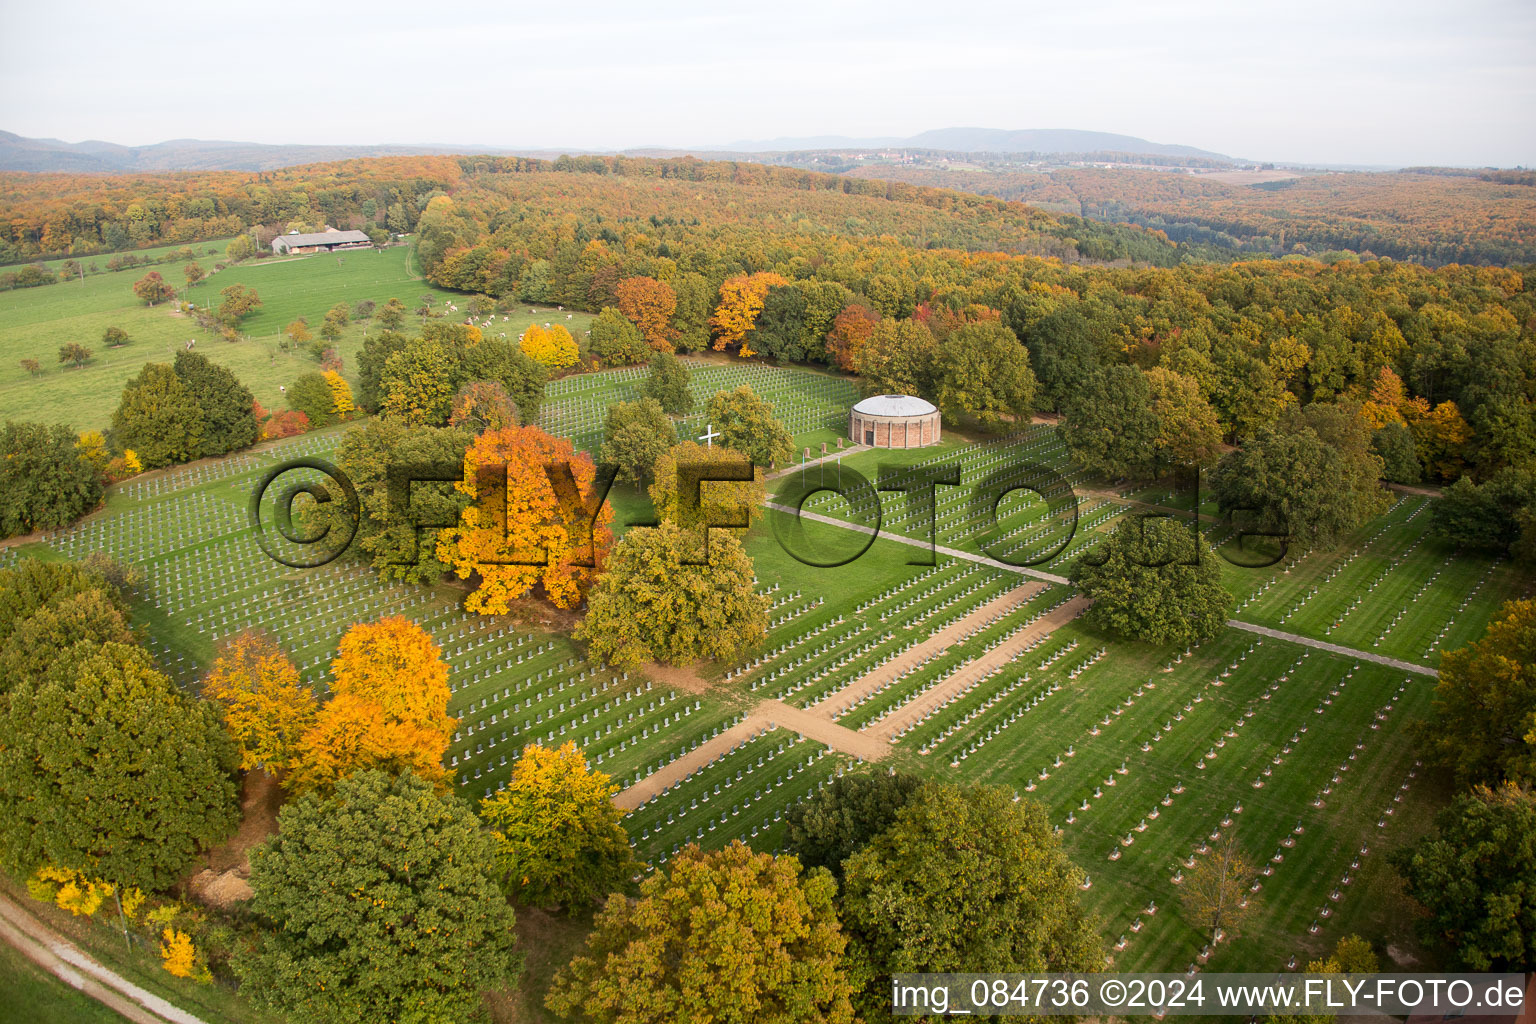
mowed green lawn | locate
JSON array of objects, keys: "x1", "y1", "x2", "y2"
[{"x1": 0, "y1": 242, "x2": 592, "y2": 433}]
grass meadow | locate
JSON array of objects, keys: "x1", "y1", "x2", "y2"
[{"x1": 0, "y1": 242, "x2": 591, "y2": 432}]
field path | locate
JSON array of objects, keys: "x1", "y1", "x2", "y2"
[
  {"x1": 809, "y1": 582, "x2": 1050, "y2": 715},
  {"x1": 0, "y1": 891, "x2": 207, "y2": 1024},
  {"x1": 864, "y1": 595, "x2": 1091, "y2": 743},
  {"x1": 614, "y1": 582, "x2": 1085, "y2": 809}
]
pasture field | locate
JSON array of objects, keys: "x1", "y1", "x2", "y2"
[
  {"x1": 4, "y1": 360, "x2": 1524, "y2": 985},
  {"x1": 0, "y1": 241, "x2": 590, "y2": 431}
]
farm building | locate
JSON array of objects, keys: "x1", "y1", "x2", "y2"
[
  {"x1": 270, "y1": 228, "x2": 372, "y2": 255},
  {"x1": 849, "y1": 394, "x2": 941, "y2": 449}
]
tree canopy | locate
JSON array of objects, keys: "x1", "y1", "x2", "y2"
[
  {"x1": 479, "y1": 741, "x2": 638, "y2": 910},
  {"x1": 239, "y1": 769, "x2": 521, "y2": 1024},
  {"x1": 547, "y1": 841, "x2": 855, "y2": 1024},
  {"x1": 0, "y1": 641, "x2": 239, "y2": 892},
  {"x1": 600, "y1": 398, "x2": 677, "y2": 485},
  {"x1": 839, "y1": 782, "x2": 1103, "y2": 1020},
  {"x1": 0, "y1": 421, "x2": 104, "y2": 539},
  {"x1": 1391, "y1": 781, "x2": 1536, "y2": 971},
  {"x1": 1416, "y1": 599, "x2": 1536, "y2": 787},
  {"x1": 785, "y1": 770, "x2": 923, "y2": 880},
  {"x1": 576, "y1": 519, "x2": 766, "y2": 669},
  {"x1": 1069, "y1": 515, "x2": 1233, "y2": 647}
]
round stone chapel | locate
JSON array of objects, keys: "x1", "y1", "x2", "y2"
[{"x1": 848, "y1": 394, "x2": 941, "y2": 449}]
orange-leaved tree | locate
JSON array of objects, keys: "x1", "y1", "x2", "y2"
[
  {"x1": 287, "y1": 616, "x2": 455, "y2": 793},
  {"x1": 201, "y1": 630, "x2": 318, "y2": 775},
  {"x1": 615, "y1": 276, "x2": 677, "y2": 352},
  {"x1": 436, "y1": 425, "x2": 613, "y2": 612},
  {"x1": 709, "y1": 272, "x2": 787, "y2": 356},
  {"x1": 824, "y1": 303, "x2": 882, "y2": 371}
]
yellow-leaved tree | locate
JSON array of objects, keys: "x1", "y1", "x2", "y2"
[
  {"x1": 437, "y1": 425, "x2": 613, "y2": 612},
  {"x1": 479, "y1": 741, "x2": 638, "y2": 909},
  {"x1": 709, "y1": 272, "x2": 787, "y2": 356},
  {"x1": 287, "y1": 617, "x2": 455, "y2": 794},
  {"x1": 322, "y1": 370, "x2": 355, "y2": 417},
  {"x1": 520, "y1": 323, "x2": 579, "y2": 367},
  {"x1": 201, "y1": 631, "x2": 318, "y2": 775}
]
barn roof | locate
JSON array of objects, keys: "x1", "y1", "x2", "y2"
[
  {"x1": 853, "y1": 394, "x2": 937, "y2": 417},
  {"x1": 276, "y1": 230, "x2": 370, "y2": 247}
]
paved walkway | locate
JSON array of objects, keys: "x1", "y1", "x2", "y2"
[
  {"x1": 763, "y1": 502, "x2": 1072, "y2": 585},
  {"x1": 865, "y1": 595, "x2": 1091, "y2": 743},
  {"x1": 613, "y1": 583, "x2": 1082, "y2": 809},
  {"x1": 810, "y1": 582, "x2": 1049, "y2": 715},
  {"x1": 1226, "y1": 621, "x2": 1439, "y2": 677},
  {"x1": 0, "y1": 892, "x2": 207, "y2": 1024},
  {"x1": 766, "y1": 445, "x2": 870, "y2": 480}
]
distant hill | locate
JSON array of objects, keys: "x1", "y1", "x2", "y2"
[
  {"x1": 716, "y1": 127, "x2": 1233, "y2": 161},
  {"x1": 0, "y1": 132, "x2": 490, "y2": 173},
  {"x1": 2, "y1": 127, "x2": 1237, "y2": 173}
]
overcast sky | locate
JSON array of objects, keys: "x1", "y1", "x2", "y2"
[{"x1": 3, "y1": 0, "x2": 1533, "y2": 167}]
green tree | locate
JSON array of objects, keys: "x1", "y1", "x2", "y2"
[
  {"x1": 225, "y1": 234, "x2": 256, "y2": 262},
  {"x1": 381, "y1": 337, "x2": 458, "y2": 426},
  {"x1": 600, "y1": 398, "x2": 676, "y2": 485},
  {"x1": 587, "y1": 307, "x2": 648, "y2": 367},
  {"x1": 707, "y1": 385, "x2": 793, "y2": 469},
  {"x1": 1069, "y1": 515, "x2": 1233, "y2": 647},
  {"x1": 854, "y1": 318, "x2": 937, "y2": 399},
  {"x1": 640, "y1": 350, "x2": 694, "y2": 414},
  {"x1": 1373, "y1": 422, "x2": 1423, "y2": 484},
  {"x1": 101, "y1": 326, "x2": 130, "y2": 348},
  {"x1": 0, "y1": 587, "x2": 134, "y2": 691},
  {"x1": 463, "y1": 335, "x2": 546, "y2": 426},
  {"x1": 1020, "y1": 306, "x2": 1105, "y2": 412},
  {"x1": 1285, "y1": 402, "x2": 1390, "y2": 527},
  {"x1": 1416, "y1": 599, "x2": 1536, "y2": 787},
  {"x1": 216, "y1": 284, "x2": 261, "y2": 329},
  {"x1": 0, "y1": 423, "x2": 104, "y2": 538},
  {"x1": 1146, "y1": 366, "x2": 1223, "y2": 467},
  {"x1": 376, "y1": 296, "x2": 407, "y2": 330},
  {"x1": 0, "y1": 642, "x2": 239, "y2": 892},
  {"x1": 320, "y1": 302, "x2": 350, "y2": 343},
  {"x1": 1391, "y1": 781, "x2": 1536, "y2": 970},
  {"x1": 283, "y1": 371, "x2": 336, "y2": 427},
  {"x1": 547, "y1": 841, "x2": 855, "y2": 1024},
  {"x1": 1211, "y1": 428, "x2": 1361, "y2": 549},
  {"x1": 575, "y1": 519, "x2": 766, "y2": 669},
  {"x1": 669, "y1": 272, "x2": 713, "y2": 353},
  {"x1": 111, "y1": 362, "x2": 203, "y2": 469},
  {"x1": 479, "y1": 742, "x2": 638, "y2": 911},
  {"x1": 649, "y1": 442, "x2": 766, "y2": 533},
  {"x1": 325, "y1": 419, "x2": 473, "y2": 584},
  {"x1": 839, "y1": 782, "x2": 1103, "y2": 1021},
  {"x1": 173, "y1": 351, "x2": 257, "y2": 457},
  {"x1": 786, "y1": 771, "x2": 923, "y2": 879},
  {"x1": 930, "y1": 321, "x2": 1037, "y2": 431},
  {"x1": 1430, "y1": 467, "x2": 1536, "y2": 554},
  {"x1": 58, "y1": 342, "x2": 92, "y2": 368},
  {"x1": 237, "y1": 770, "x2": 521, "y2": 1024},
  {"x1": 745, "y1": 284, "x2": 809, "y2": 361},
  {"x1": 1061, "y1": 365, "x2": 1161, "y2": 478},
  {"x1": 355, "y1": 329, "x2": 409, "y2": 413}
]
